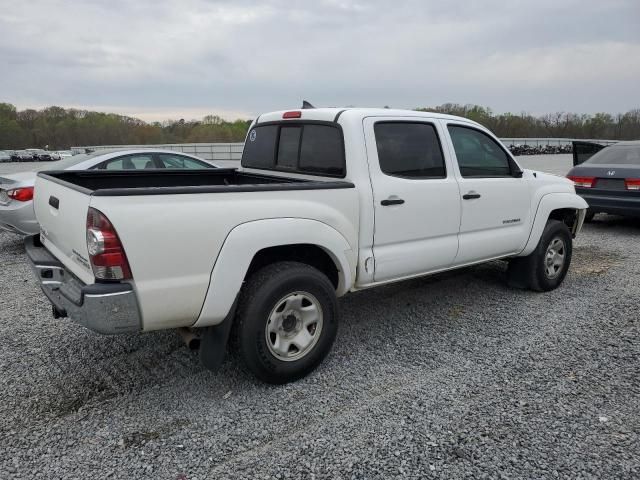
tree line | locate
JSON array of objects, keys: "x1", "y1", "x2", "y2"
[
  {"x1": 417, "y1": 104, "x2": 640, "y2": 140},
  {"x1": 0, "y1": 103, "x2": 252, "y2": 150},
  {"x1": 1, "y1": 102, "x2": 639, "y2": 150}
]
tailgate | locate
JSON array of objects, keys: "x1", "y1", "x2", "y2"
[{"x1": 34, "y1": 174, "x2": 94, "y2": 284}]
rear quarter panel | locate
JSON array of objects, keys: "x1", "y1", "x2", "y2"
[{"x1": 89, "y1": 187, "x2": 359, "y2": 331}]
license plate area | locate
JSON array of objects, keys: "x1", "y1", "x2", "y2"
[{"x1": 595, "y1": 178, "x2": 625, "y2": 190}]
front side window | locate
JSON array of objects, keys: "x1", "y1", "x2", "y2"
[
  {"x1": 448, "y1": 125, "x2": 511, "y2": 177},
  {"x1": 242, "y1": 123, "x2": 345, "y2": 177},
  {"x1": 374, "y1": 122, "x2": 446, "y2": 178}
]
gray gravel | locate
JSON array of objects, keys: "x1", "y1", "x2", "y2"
[{"x1": 0, "y1": 155, "x2": 638, "y2": 479}]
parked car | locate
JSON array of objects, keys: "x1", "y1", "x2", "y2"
[
  {"x1": 0, "y1": 149, "x2": 217, "y2": 235},
  {"x1": 26, "y1": 107, "x2": 587, "y2": 384},
  {"x1": 0, "y1": 151, "x2": 11, "y2": 162},
  {"x1": 25, "y1": 149, "x2": 55, "y2": 161},
  {"x1": 55, "y1": 150, "x2": 74, "y2": 158},
  {"x1": 17, "y1": 151, "x2": 34, "y2": 162},
  {"x1": 567, "y1": 140, "x2": 640, "y2": 221}
]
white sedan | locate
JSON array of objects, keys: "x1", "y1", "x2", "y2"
[{"x1": 0, "y1": 149, "x2": 218, "y2": 235}]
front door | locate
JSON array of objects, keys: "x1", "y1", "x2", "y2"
[
  {"x1": 364, "y1": 117, "x2": 461, "y2": 283},
  {"x1": 445, "y1": 123, "x2": 532, "y2": 265}
]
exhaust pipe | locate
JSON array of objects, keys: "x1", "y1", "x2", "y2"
[{"x1": 177, "y1": 328, "x2": 201, "y2": 350}]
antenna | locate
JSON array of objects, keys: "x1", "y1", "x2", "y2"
[{"x1": 301, "y1": 100, "x2": 315, "y2": 109}]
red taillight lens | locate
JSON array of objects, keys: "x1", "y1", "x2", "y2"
[
  {"x1": 86, "y1": 207, "x2": 132, "y2": 280},
  {"x1": 7, "y1": 186, "x2": 34, "y2": 202},
  {"x1": 567, "y1": 176, "x2": 596, "y2": 188},
  {"x1": 624, "y1": 178, "x2": 640, "y2": 191},
  {"x1": 282, "y1": 111, "x2": 302, "y2": 119}
]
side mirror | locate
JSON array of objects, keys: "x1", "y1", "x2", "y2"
[{"x1": 513, "y1": 169, "x2": 524, "y2": 178}]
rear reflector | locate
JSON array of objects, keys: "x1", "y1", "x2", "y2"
[
  {"x1": 625, "y1": 178, "x2": 640, "y2": 191},
  {"x1": 567, "y1": 176, "x2": 596, "y2": 188},
  {"x1": 283, "y1": 111, "x2": 302, "y2": 119},
  {"x1": 7, "y1": 186, "x2": 34, "y2": 202},
  {"x1": 86, "y1": 207, "x2": 132, "y2": 280}
]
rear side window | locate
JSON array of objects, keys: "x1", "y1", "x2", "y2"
[
  {"x1": 97, "y1": 154, "x2": 155, "y2": 170},
  {"x1": 158, "y1": 154, "x2": 209, "y2": 169},
  {"x1": 374, "y1": 122, "x2": 446, "y2": 178},
  {"x1": 448, "y1": 125, "x2": 512, "y2": 177},
  {"x1": 242, "y1": 123, "x2": 345, "y2": 177}
]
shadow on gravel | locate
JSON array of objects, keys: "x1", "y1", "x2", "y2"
[
  {"x1": 31, "y1": 330, "x2": 204, "y2": 419},
  {"x1": 586, "y1": 214, "x2": 640, "y2": 232},
  {"x1": 0, "y1": 232, "x2": 25, "y2": 255}
]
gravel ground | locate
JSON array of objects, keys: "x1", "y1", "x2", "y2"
[{"x1": 0, "y1": 155, "x2": 638, "y2": 479}]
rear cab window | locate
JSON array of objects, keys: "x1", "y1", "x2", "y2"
[{"x1": 242, "y1": 122, "x2": 346, "y2": 177}]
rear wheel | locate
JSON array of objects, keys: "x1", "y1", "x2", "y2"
[
  {"x1": 234, "y1": 261, "x2": 339, "y2": 384},
  {"x1": 507, "y1": 219, "x2": 573, "y2": 292}
]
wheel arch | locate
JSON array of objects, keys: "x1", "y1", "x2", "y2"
[
  {"x1": 193, "y1": 218, "x2": 355, "y2": 328},
  {"x1": 519, "y1": 193, "x2": 588, "y2": 257}
]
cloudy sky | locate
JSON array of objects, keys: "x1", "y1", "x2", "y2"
[{"x1": 1, "y1": 0, "x2": 638, "y2": 121}]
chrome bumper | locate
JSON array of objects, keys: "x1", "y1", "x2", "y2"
[{"x1": 25, "y1": 235, "x2": 142, "y2": 334}]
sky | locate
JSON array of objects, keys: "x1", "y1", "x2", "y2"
[{"x1": 0, "y1": 0, "x2": 639, "y2": 122}]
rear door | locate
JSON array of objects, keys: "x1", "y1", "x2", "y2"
[
  {"x1": 364, "y1": 117, "x2": 461, "y2": 282},
  {"x1": 33, "y1": 175, "x2": 94, "y2": 284},
  {"x1": 445, "y1": 123, "x2": 532, "y2": 265}
]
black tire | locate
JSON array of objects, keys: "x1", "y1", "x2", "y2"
[
  {"x1": 507, "y1": 219, "x2": 573, "y2": 292},
  {"x1": 234, "y1": 261, "x2": 339, "y2": 384},
  {"x1": 584, "y1": 210, "x2": 596, "y2": 223}
]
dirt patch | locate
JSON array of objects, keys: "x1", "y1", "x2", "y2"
[
  {"x1": 121, "y1": 419, "x2": 192, "y2": 448},
  {"x1": 572, "y1": 245, "x2": 623, "y2": 275}
]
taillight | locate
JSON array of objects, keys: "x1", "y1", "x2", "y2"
[
  {"x1": 282, "y1": 111, "x2": 302, "y2": 119},
  {"x1": 625, "y1": 179, "x2": 640, "y2": 191},
  {"x1": 567, "y1": 176, "x2": 596, "y2": 188},
  {"x1": 86, "y1": 207, "x2": 132, "y2": 280},
  {"x1": 7, "y1": 186, "x2": 34, "y2": 202}
]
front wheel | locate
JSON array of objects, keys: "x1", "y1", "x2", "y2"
[
  {"x1": 234, "y1": 261, "x2": 339, "y2": 384},
  {"x1": 507, "y1": 219, "x2": 573, "y2": 292}
]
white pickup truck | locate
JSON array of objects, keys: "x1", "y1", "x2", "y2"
[{"x1": 27, "y1": 108, "x2": 588, "y2": 383}]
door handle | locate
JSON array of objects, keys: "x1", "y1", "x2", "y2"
[
  {"x1": 381, "y1": 198, "x2": 405, "y2": 206},
  {"x1": 462, "y1": 192, "x2": 481, "y2": 200}
]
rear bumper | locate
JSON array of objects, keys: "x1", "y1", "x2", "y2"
[
  {"x1": 579, "y1": 192, "x2": 640, "y2": 217},
  {"x1": 25, "y1": 235, "x2": 142, "y2": 334}
]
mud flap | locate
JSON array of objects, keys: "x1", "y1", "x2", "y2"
[{"x1": 199, "y1": 295, "x2": 239, "y2": 372}]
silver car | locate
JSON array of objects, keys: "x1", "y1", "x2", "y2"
[{"x1": 0, "y1": 149, "x2": 218, "y2": 235}]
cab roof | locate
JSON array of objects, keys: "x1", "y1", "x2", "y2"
[{"x1": 256, "y1": 108, "x2": 484, "y2": 128}]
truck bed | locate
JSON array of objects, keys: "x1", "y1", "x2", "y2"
[{"x1": 38, "y1": 169, "x2": 354, "y2": 196}]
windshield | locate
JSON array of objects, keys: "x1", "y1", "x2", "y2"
[{"x1": 585, "y1": 145, "x2": 640, "y2": 166}]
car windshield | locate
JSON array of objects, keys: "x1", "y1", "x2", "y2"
[{"x1": 585, "y1": 145, "x2": 640, "y2": 166}]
